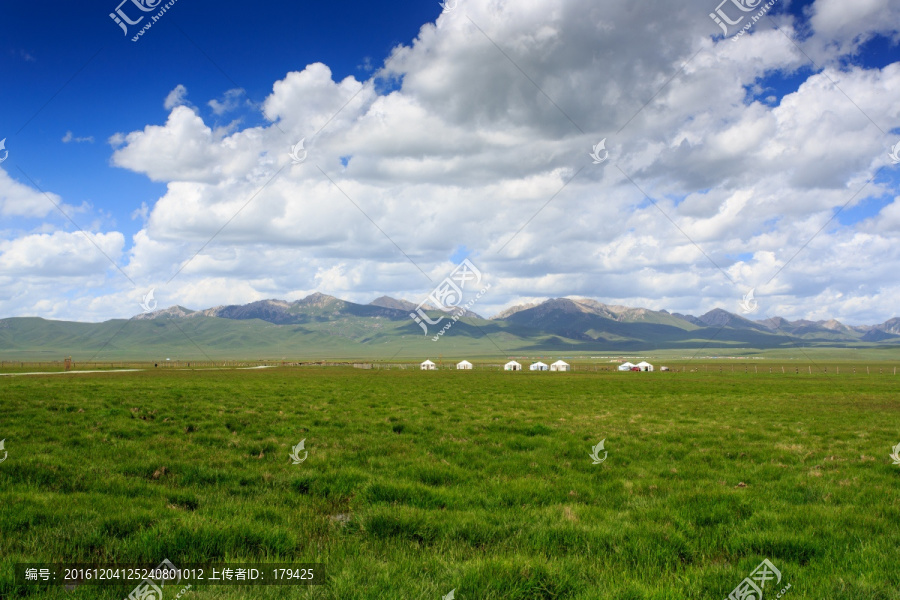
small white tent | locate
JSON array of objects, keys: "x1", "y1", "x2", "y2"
[
  {"x1": 456, "y1": 360, "x2": 473, "y2": 370},
  {"x1": 504, "y1": 361, "x2": 522, "y2": 371},
  {"x1": 530, "y1": 362, "x2": 549, "y2": 371},
  {"x1": 421, "y1": 360, "x2": 436, "y2": 370},
  {"x1": 550, "y1": 360, "x2": 570, "y2": 372},
  {"x1": 636, "y1": 361, "x2": 654, "y2": 372},
  {"x1": 618, "y1": 362, "x2": 636, "y2": 371}
]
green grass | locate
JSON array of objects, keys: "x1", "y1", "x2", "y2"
[{"x1": 1, "y1": 368, "x2": 899, "y2": 599}]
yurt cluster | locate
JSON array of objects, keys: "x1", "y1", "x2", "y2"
[
  {"x1": 617, "y1": 361, "x2": 655, "y2": 371},
  {"x1": 419, "y1": 359, "x2": 661, "y2": 371},
  {"x1": 419, "y1": 359, "x2": 571, "y2": 371}
]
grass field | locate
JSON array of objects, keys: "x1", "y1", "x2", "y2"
[{"x1": 1, "y1": 366, "x2": 899, "y2": 599}]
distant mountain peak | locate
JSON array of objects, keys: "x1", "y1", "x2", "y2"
[
  {"x1": 821, "y1": 319, "x2": 849, "y2": 332},
  {"x1": 697, "y1": 308, "x2": 740, "y2": 328},
  {"x1": 494, "y1": 297, "x2": 677, "y2": 325},
  {"x1": 298, "y1": 292, "x2": 339, "y2": 306},
  {"x1": 876, "y1": 317, "x2": 900, "y2": 335},
  {"x1": 131, "y1": 305, "x2": 196, "y2": 320}
]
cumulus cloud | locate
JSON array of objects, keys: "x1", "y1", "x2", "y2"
[
  {"x1": 0, "y1": 230, "x2": 124, "y2": 278},
  {"x1": 4, "y1": 0, "x2": 900, "y2": 325},
  {"x1": 806, "y1": 0, "x2": 900, "y2": 60},
  {"x1": 110, "y1": 106, "x2": 267, "y2": 183}
]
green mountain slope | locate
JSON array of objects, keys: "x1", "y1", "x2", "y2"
[{"x1": 1, "y1": 294, "x2": 897, "y2": 360}]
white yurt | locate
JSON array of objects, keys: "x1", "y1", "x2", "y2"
[
  {"x1": 550, "y1": 360, "x2": 570, "y2": 372},
  {"x1": 618, "y1": 362, "x2": 636, "y2": 371},
  {"x1": 636, "y1": 361, "x2": 654, "y2": 372},
  {"x1": 456, "y1": 360, "x2": 473, "y2": 370},
  {"x1": 504, "y1": 361, "x2": 522, "y2": 371},
  {"x1": 530, "y1": 362, "x2": 549, "y2": 371},
  {"x1": 420, "y1": 360, "x2": 436, "y2": 370}
]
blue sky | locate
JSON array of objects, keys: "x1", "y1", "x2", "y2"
[{"x1": 1, "y1": 0, "x2": 900, "y2": 325}]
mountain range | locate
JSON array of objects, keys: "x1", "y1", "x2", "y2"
[{"x1": 1, "y1": 293, "x2": 898, "y2": 360}]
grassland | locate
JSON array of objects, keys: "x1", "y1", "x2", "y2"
[{"x1": 1, "y1": 367, "x2": 899, "y2": 599}]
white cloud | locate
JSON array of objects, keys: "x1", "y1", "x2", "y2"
[
  {"x1": 131, "y1": 201, "x2": 149, "y2": 221},
  {"x1": 163, "y1": 84, "x2": 190, "y2": 110},
  {"x1": 0, "y1": 169, "x2": 71, "y2": 218},
  {"x1": 807, "y1": 0, "x2": 900, "y2": 59},
  {"x1": 208, "y1": 88, "x2": 248, "y2": 116},
  {"x1": 0, "y1": 230, "x2": 124, "y2": 278},
  {"x1": 262, "y1": 62, "x2": 372, "y2": 137},
  {"x1": 110, "y1": 106, "x2": 266, "y2": 183},
  {"x1": 62, "y1": 131, "x2": 94, "y2": 144}
]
